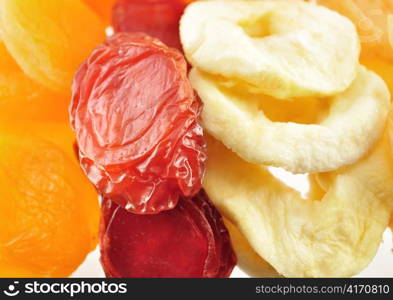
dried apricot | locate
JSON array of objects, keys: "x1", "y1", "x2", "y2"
[
  {"x1": 314, "y1": 0, "x2": 393, "y2": 95},
  {"x1": 0, "y1": 0, "x2": 106, "y2": 93},
  {"x1": 316, "y1": 0, "x2": 393, "y2": 62},
  {"x1": 0, "y1": 42, "x2": 69, "y2": 124},
  {"x1": 0, "y1": 133, "x2": 99, "y2": 277},
  {"x1": 83, "y1": 0, "x2": 116, "y2": 24},
  {"x1": 0, "y1": 42, "x2": 19, "y2": 72},
  {"x1": 100, "y1": 190, "x2": 236, "y2": 278},
  {"x1": 112, "y1": 0, "x2": 192, "y2": 49},
  {"x1": 70, "y1": 33, "x2": 206, "y2": 214}
]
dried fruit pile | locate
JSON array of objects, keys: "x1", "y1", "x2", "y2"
[
  {"x1": 0, "y1": 0, "x2": 103, "y2": 277},
  {"x1": 181, "y1": 0, "x2": 393, "y2": 277},
  {"x1": 1, "y1": 0, "x2": 393, "y2": 278},
  {"x1": 0, "y1": 0, "x2": 237, "y2": 278},
  {"x1": 71, "y1": 29, "x2": 237, "y2": 277}
]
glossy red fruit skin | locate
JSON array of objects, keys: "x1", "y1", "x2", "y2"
[
  {"x1": 112, "y1": 0, "x2": 189, "y2": 50},
  {"x1": 100, "y1": 191, "x2": 237, "y2": 278},
  {"x1": 70, "y1": 32, "x2": 206, "y2": 214}
]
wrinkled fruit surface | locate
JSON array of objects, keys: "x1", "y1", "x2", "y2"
[
  {"x1": 70, "y1": 32, "x2": 206, "y2": 214},
  {"x1": 0, "y1": 134, "x2": 100, "y2": 277},
  {"x1": 100, "y1": 190, "x2": 236, "y2": 278},
  {"x1": 112, "y1": 0, "x2": 191, "y2": 50}
]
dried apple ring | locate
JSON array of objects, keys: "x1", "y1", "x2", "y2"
[
  {"x1": 180, "y1": 0, "x2": 360, "y2": 99},
  {"x1": 203, "y1": 131, "x2": 393, "y2": 277},
  {"x1": 190, "y1": 66, "x2": 390, "y2": 173},
  {"x1": 362, "y1": 58, "x2": 393, "y2": 94},
  {"x1": 223, "y1": 219, "x2": 281, "y2": 278}
]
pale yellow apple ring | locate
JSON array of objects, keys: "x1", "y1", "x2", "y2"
[
  {"x1": 223, "y1": 219, "x2": 281, "y2": 278},
  {"x1": 203, "y1": 131, "x2": 393, "y2": 277},
  {"x1": 180, "y1": 0, "x2": 360, "y2": 99},
  {"x1": 190, "y1": 66, "x2": 390, "y2": 173}
]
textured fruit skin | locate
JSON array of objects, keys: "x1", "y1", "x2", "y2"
[
  {"x1": 100, "y1": 190, "x2": 236, "y2": 278},
  {"x1": 0, "y1": 43, "x2": 99, "y2": 278},
  {"x1": 70, "y1": 32, "x2": 206, "y2": 214},
  {"x1": 0, "y1": 133, "x2": 100, "y2": 277},
  {"x1": 112, "y1": 0, "x2": 190, "y2": 50}
]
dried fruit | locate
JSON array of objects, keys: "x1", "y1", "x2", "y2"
[
  {"x1": 0, "y1": 133, "x2": 100, "y2": 277},
  {"x1": 389, "y1": 14, "x2": 393, "y2": 48},
  {"x1": 181, "y1": 0, "x2": 360, "y2": 99},
  {"x1": 112, "y1": 0, "x2": 191, "y2": 50},
  {"x1": 316, "y1": 0, "x2": 393, "y2": 62},
  {"x1": 223, "y1": 219, "x2": 281, "y2": 278},
  {"x1": 362, "y1": 58, "x2": 393, "y2": 94},
  {"x1": 314, "y1": 0, "x2": 393, "y2": 97},
  {"x1": 203, "y1": 133, "x2": 393, "y2": 277},
  {"x1": 100, "y1": 190, "x2": 236, "y2": 278},
  {"x1": 190, "y1": 66, "x2": 390, "y2": 173},
  {"x1": 0, "y1": 0, "x2": 106, "y2": 93},
  {"x1": 390, "y1": 215, "x2": 393, "y2": 235},
  {"x1": 83, "y1": 0, "x2": 116, "y2": 24},
  {"x1": 70, "y1": 33, "x2": 206, "y2": 214},
  {"x1": 0, "y1": 42, "x2": 19, "y2": 72},
  {"x1": 0, "y1": 42, "x2": 69, "y2": 124}
]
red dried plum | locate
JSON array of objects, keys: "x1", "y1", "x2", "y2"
[
  {"x1": 70, "y1": 32, "x2": 206, "y2": 214},
  {"x1": 99, "y1": 191, "x2": 237, "y2": 278},
  {"x1": 191, "y1": 190, "x2": 237, "y2": 278},
  {"x1": 112, "y1": 0, "x2": 189, "y2": 50}
]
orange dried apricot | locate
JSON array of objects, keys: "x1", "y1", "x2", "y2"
[
  {"x1": 0, "y1": 0, "x2": 106, "y2": 93},
  {"x1": 83, "y1": 0, "x2": 116, "y2": 24},
  {"x1": 315, "y1": 1, "x2": 393, "y2": 98},
  {"x1": 0, "y1": 43, "x2": 19, "y2": 71},
  {"x1": 0, "y1": 132, "x2": 99, "y2": 277},
  {"x1": 0, "y1": 42, "x2": 69, "y2": 123},
  {"x1": 316, "y1": 0, "x2": 393, "y2": 62}
]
